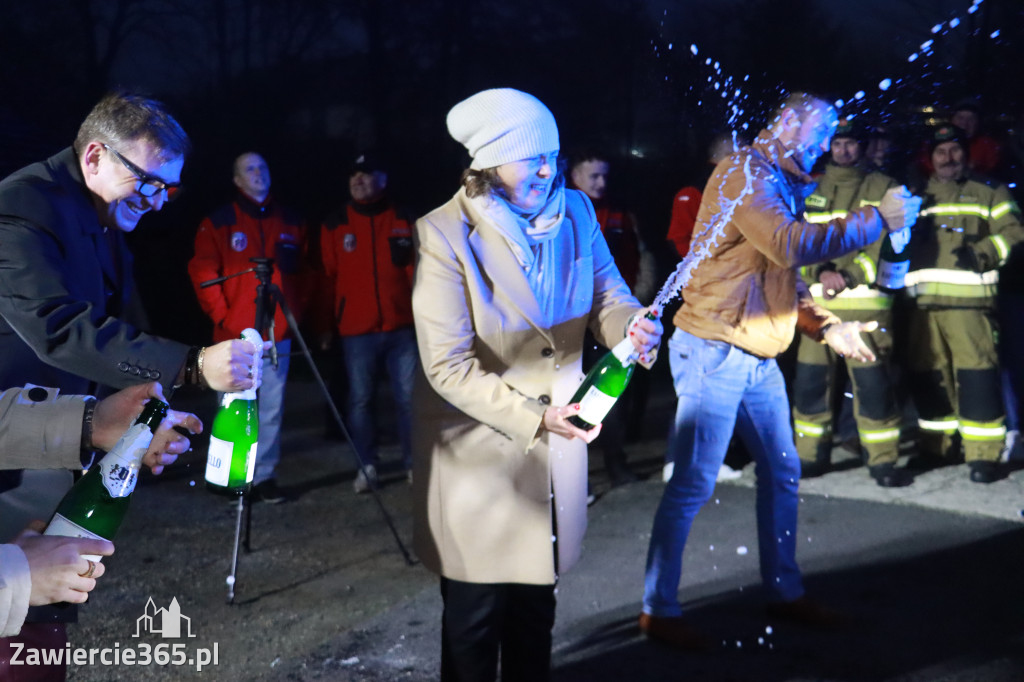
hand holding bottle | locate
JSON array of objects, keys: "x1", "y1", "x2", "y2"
[
  {"x1": 823, "y1": 320, "x2": 879, "y2": 363},
  {"x1": 542, "y1": 403, "x2": 602, "y2": 443},
  {"x1": 878, "y1": 186, "x2": 922, "y2": 232},
  {"x1": 205, "y1": 328, "x2": 263, "y2": 495},
  {"x1": 91, "y1": 382, "x2": 202, "y2": 474},
  {"x1": 13, "y1": 527, "x2": 113, "y2": 605},
  {"x1": 628, "y1": 307, "x2": 663, "y2": 366},
  {"x1": 45, "y1": 399, "x2": 168, "y2": 557},
  {"x1": 200, "y1": 338, "x2": 269, "y2": 392}
]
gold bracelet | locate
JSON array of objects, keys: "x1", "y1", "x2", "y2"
[{"x1": 197, "y1": 347, "x2": 207, "y2": 387}]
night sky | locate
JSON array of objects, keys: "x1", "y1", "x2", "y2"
[{"x1": 1, "y1": 0, "x2": 1021, "y2": 343}]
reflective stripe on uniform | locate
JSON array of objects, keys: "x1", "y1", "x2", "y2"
[
  {"x1": 920, "y1": 203, "x2": 991, "y2": 219},
  {"x1": 805, "y1": 211, "x2": 847, "y2": 224},
  {"x1": 794, "y1": 420, "x2": 828, "y2": 437},
  {"x1": 990, "y1": 201, "x2": 1018, "y2": 220},
  {"x1": 905, "y1": 268, "x2": 998, "y2": 299},
  {"x1": 989, "y1": 234, "x2": 1010, "y2": 263},
  {"x1": 854, "y1": 252, "x2": 877, "y2": 284},
  {"x1": 859, "y1": 427, "x2": 901, "y2": 444},
  {"x1": 905, "y1": 269, "x2": 1000, "y2": 286},
  {"x1": 960, "y1": 420, "x2": 1006, "y2": 442},
  {"x1": 808, "y1": 283, "x2": 894, "y2": 309},
  {"x1": 918, "y1": 417, "x2": 959, "y2": 434}
]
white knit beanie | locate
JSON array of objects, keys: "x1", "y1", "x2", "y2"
[{"x1": 447, "y1": 88, "x2": 560, "y2": 170}]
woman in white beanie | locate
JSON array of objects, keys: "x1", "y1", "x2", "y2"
[{"x1": 411, "y1": 88, "x2": 662, "y2": 681}]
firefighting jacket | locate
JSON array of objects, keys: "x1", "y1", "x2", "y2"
[
  {"x1": 800, "y1": 164, "x2": 898, "y2": 311},
  {"x1": 188, "y1": 193, "x2": 309, "y2": 343},
  {"x1": 321, "y1": 198, "x2": 415, "y2": 336},
  {"x1": 906, "y1": 176, "x2": 1023, "y2": 309}
]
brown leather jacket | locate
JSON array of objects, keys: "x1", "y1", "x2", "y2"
[{"x1": 673, "y1": 134, "x2": 886, "y2": 358}]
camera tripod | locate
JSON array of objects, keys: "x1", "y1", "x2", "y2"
[{"x1": 202, "y1": 257, "x2": 415, "y2": 604}]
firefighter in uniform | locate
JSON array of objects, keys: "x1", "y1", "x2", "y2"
[
  {"x1": 906, "y1": 125, "x2": 1024, "y2": 483},
  {"x1": 791, "y1": 119, "x2": 909, "y2": 487}
]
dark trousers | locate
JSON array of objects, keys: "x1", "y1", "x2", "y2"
[{"x1": 440, "y1": 577, "x2": 556, "y2": 682}]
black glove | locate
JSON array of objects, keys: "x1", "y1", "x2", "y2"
[{"x1": 953, "y1": 245, "x2": 990, "y2": 273}]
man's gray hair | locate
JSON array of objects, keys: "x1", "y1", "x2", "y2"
[{"x1": 74, "y1": 91, "x2": 191, "y2": 161}]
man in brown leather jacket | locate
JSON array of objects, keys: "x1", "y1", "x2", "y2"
[{"x1": 639, "y1": 92, "x2": 921, "y2": 649}]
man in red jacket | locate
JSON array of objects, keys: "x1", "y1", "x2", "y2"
[
  {"x1": 569, "y1": 151, "x2": 654, "y2": 487},
  {"x1": 189, "y1": 152, "x2": 310, "y2": 503},
  {"x1": 321, "y1": 153, "x2": 417, "y2": 492}
]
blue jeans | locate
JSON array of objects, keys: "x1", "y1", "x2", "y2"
[
  {"x1": 254, "y1": 339, "x2": 290, "y2": 485},
  {"x1": 341, "y1": 327, "x2": 417, "y2": 470},
  {"x1": 642, "y1": 329, "x2": 804, "y2": 617}
]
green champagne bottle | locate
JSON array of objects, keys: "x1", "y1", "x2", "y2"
[
  {"x1": 205, "y1": 328, "x2": 262, "y2": 496},
  {"x1": 44, "y1": 399, "x2": 169, "y2": 561},
  {"x1": 567, "y1": 338, "x2": 640, "y2": 431},
  {"x1": 876, "y1": 226, "x2": 911, "y2": 293}
]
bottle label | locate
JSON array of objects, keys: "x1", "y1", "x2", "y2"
[
  {"x1": 245, "y1": 439, "x2": 257, "y2": 483},
  {"x1": 44, "y1": 514, "x2": 109, "y2": 562},
  {"x1": 877, "y1": 260, "x2": 909, "y2": 289},
  {"x1": 576, "y1": 386, "x2": 618, "y2": 426},
  {"x1": 611, "y1": 337, "x2": 639, "y2": 366},
  {"x1": 100, "y1": 424, "x2": 152, "y2": 498},
  {"x1": 889, "y1": 226, "x2": 911, "y2": 254},
  {"x1": 205, "y1": 436, "x2": 257, "y2": 487}
]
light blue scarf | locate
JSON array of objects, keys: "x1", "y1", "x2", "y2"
[{"x1": 472, "y1": 187, "x2": 566, "y2": 327}]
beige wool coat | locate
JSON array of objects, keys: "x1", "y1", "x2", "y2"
[{"x1": 411, "y1": 186, "x2": 641, "y2": 585}]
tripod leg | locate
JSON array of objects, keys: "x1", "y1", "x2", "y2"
[
  {"x1": 244, "y1": 494, "x2": 253, "y2": 553},
  {"x1": 227, "y1": 495, "x2": 245, "y2": 604},
  {"x1": 268, "y1": 284, "x2": 417, "y2": 566}
]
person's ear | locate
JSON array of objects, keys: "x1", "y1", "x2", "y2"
[{"x1": 82, "y1": 142, "x2": 105, "y2": 176}]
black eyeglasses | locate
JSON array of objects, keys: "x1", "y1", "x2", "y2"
[{"x1": 103, "y1": 143, "x2": 182, "y2": 200}]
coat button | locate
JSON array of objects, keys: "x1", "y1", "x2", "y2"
[
  {"x1": 539, "y1": 395, "x2": 551, "y2": 405},
  {"x1": 27, "y1": 387, "x2": 48, "y2": 402},
  {"x1": 541, "y1": 347, "x2": 554, "y2": 357},
  {"x1": 130, "y1": 367, "x2": 141, "y2": 376},
  {"x1": 118, "y1": 362, "x2": 129, "y2": 372}
]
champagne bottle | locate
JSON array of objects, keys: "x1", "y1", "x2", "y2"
[
  {"x1": 44, "y1": 399, "x2": 169, "y2": 561},
  {"x1": 876, "y1": 226, "x2": 911, "y2": 292},
  {"x1": 567, "y1": 336, "x2": 639, "y2": 430},
  {"x1": 205, "y1": 328, "x2": 262, "y2": 496},
  {"x1": 566, "y1": 309, "x2": 659, "y2": 431}
]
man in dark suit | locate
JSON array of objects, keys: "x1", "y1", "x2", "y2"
[{"x1": 0, "y1": 92, "x2": 259, "y2": 670}]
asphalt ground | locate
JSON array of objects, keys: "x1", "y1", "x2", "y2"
[{"x1": 64, "y1": 352, "x2": 1024, "y2": 681}]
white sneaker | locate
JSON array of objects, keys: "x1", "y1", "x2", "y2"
[
  {"x1": 662, "y1": 461, "x2": 674, "y2": 482},
  {"x1": 717, "y1": 464, "x2": 742, "y2": 481},
  {"x1": 353, "y1": 464, "x2": 378, "y2": 494},
  {"x1": 1000, "y1": 430, "x2": 1020, "y2": 463}
]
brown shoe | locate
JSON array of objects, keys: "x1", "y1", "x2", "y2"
[
  {"x1": 765, "y1": 596, "x2": 843, "y2": 630},
  {"x1": 638, "y1": 613, "x2": 712, "y2": 651}
]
